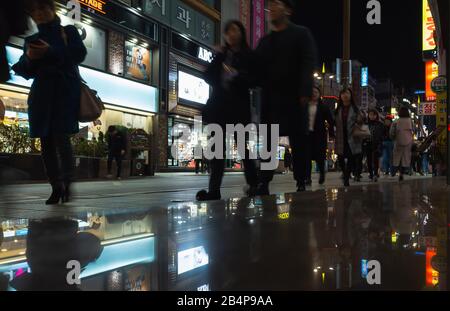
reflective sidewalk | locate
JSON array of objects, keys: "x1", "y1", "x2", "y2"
[{"x1": 0, "y1": 178, "x2": 448, "y2": 291}]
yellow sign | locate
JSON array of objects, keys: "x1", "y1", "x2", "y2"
[
  {"x1": 423, "y1": 0, "x2": 436, "y2": 52},
  {"x1": 79, "y1": 0, "x2": 106, "y2": 15}
]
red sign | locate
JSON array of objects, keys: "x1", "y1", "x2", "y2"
[{"x1": 252, "y1": 0, "x2": 265, "y2": 48}]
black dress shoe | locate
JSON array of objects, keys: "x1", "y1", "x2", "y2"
[
  {"x1": 196, "y1": 190, "x2": 221, "y2": 201},
  {"x1": 46, "y1": 184, "x2": 65, "y2": 205}
]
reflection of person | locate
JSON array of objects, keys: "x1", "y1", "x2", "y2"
[
  {"x1": 106, "y1": 126, "x2": 127, "y2": 180},
  {"x1": 254, "y1": 0, "x2": 317, "y2": 194},
  {"x1": 9, "y1": 218, "x2": 103, "y2": 291}
]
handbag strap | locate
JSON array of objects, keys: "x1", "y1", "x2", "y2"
[{"x1": 60, "y1": 26, "x2": 86, "y2": 84}]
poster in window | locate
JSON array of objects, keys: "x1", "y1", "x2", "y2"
[{"x1": 125, "y1": 42, "x2": 152, "y2": 81}]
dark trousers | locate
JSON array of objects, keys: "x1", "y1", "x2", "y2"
[
  {"x1": 208, "y1": 130, "x2": 258, "y2": 195},
  {"x1": 352, "y1": 153, "x2": 363, "y2": 177},
  {"x1": 306, "y1": 132, "x2": 325, "y2": 181},
  {"x1": 260, "y1": 131, "x2": 308, "y2": 187},
  {"x1": 195, "y1": 159, "x2": 202, "y2": 174},
  {"x1": 367, "y1": 148, "x2": 380, "y2": 178},
  {"x1": 41, "y1": 134, "x2": 74, "y2": 185},
  {"x1": 107, "y1": 153, "x2": 123, "y2": 178},
  {"x1": 338, "y1": 154, "x2": 355, "y2": 183},
  {"x1": 209, "y1": 158, "x2": 257, "y2": 196}
]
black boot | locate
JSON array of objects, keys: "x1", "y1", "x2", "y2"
[
  {"x1": 318, "y1": 174, "x2": 325, "y2": 185},
  {"x1": 46, "y1": 183, "x2": 65, "y2": 205},
  {"x1": 297, "y1": 181, "x2": 306, "y2": 192}
]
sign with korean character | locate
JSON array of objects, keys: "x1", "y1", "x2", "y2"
[
  {"x1": 418, "y1": 102, "x2": 436, "y2": 116},
  {"x1": 172, "y1": 0, "x2": 194, "y2": 33},
  {"x1": 143, "y1": 0, "x2": 170, "y2": 24},
  {"x1": 196, "y1": 13, "x2": 215, "y2": 46}
]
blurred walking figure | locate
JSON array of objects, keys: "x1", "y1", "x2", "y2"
[
  {"x1": 196, "y1": 20, "x2": 258, "y2": 201},
  {"x1": 255, "y1": 0, "x2": 317, "y2": 194},
  {"x1": 106, "y1": 126, "x2": 127, "y2": 180},
  {"x1": 283, "y1": 148, "x2": 292, "y2": 174},
  {"x1": 12, "y1": 0, "x2": 87, "y2": 204},
  {"x1": 305, "y1": 86, "x2": 334, "y2": 186},
  {"x1": 390, "y1": 107, "x2": 414, "y2": 182},
  {"x1": 366, "y1": 108, "x2": 384, "y2": 182},
  {"x1": 334, "y1": 88, "x2": 364, "y2": 187},
  {"x1": 382, "y1": 116, "x2": 394, "y2": 176}
]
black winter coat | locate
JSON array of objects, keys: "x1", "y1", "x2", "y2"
[
  {"x1": 255, "y1": 22, "x2": 317, "y2": 136},
  {"x1": 12, "y1": 18, "x2": 87, "y2": 138},
  {"x1": 202, "y1": 47, "x2": 255, "y2": 127}
]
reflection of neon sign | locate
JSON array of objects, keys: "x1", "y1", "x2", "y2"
[{"x1": 79, "y1": 0, "x2": 106, "y2": 15}]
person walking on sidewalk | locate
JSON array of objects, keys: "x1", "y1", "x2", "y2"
[
  {"x1": 381, "y1": 116, "x2": 394, "y2": 176},
  {"x1": 12, "y1": 0, "x2": 87, "y2": 204},
  {"x1": 106, "y1": 126, "x2": 127, "y2": 180},
  {"x1": 390, "y1": 107, "x2": 414, "y2": 182},
  {"x1": 254, "y1": 0, "x2": 317, "y2": 194},
  {"x1": 196, "y1": 20, "x2": 258, "y2": 201},
  {"x1": 334, "y1": 88, "x2": 364, "y2": 187},
  {"x1": 366, "y1": 108, "x2": 384, "y2": 182},
  {"x1": 305, "y1": 86, "x2": 335, "y2": 186}
]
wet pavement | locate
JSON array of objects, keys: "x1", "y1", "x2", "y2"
[{"x1": 0, "y1": 177, "x2": 448, "y2": 291}]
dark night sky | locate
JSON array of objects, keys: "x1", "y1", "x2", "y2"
[{"x1": 292, "y1": 0, "x2": 424, "y2": 91}]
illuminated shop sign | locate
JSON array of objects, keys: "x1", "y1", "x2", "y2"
[
  {"x1": 198, "y1": 47, "x2": 213, "y2": 63},
  {"x1": 79, "y1": 0, "x2": 107, "y2": 15}
]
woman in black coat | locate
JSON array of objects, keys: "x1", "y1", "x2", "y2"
[
  {"x1": 13, "y1": 0, "x2": 87, "y2": 204},
  {"x1": 196, "y1": 20, "x2": 257, "y2": 201}
]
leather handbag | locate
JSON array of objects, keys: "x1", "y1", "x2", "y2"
[
  {"x1": 79, "y1": 83, "x2": 105, "y2": 122},
  {"x1": 352, "y1": 124, "x2": 371, "y2": 139},
  {"x1": 61, "y1": 27, "x2": 104, "y2": 122}
]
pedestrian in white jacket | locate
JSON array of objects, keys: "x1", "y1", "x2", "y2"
[{"x1": 390, "y1": 107, "x2": 414, "y2": 181}]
